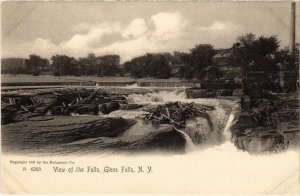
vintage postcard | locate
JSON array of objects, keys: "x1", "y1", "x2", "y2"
[{"x1": 1, "y1": 1, "x2": 299, "y2": 195}]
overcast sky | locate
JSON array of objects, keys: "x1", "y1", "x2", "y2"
[{"x1": 1, "y1": 1, "x2": 299, "y2": 62}]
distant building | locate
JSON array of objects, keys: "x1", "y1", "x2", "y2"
[
  {"x1": 210, "y1": 48, "x2": 238, "y2": 80},
  {"x1": 212, "y1": 49, "x2": 231, "y2": 66}
]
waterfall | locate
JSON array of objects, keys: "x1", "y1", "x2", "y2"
[
  {"x1": 126, "y1": 93, "x2": 163, "y2": 103},
  {"x1": 124, "y1": 82, "x2": 140, "y2": 88},
  {"x1": 223, "y1": 113, "x2": 235, "y2": 140},
  {"x1": 126, "y1": 91, "x2": 186, "y2": 104},
  {"x1": 125, "y1": 90, "x2": 240, "y2": 149},
  {"x1": 175, "y1": 128, "x2": 195, "y2": 152}
]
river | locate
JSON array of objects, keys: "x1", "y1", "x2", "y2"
[{"x1": 1, "y1": 87, "x2": 299, "y2": 194}]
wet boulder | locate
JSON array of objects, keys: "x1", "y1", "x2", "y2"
[
  {"x1": 99, "y1": 102, "x2": 121, "y2": 114},
  {"x1": 123, "y1": 126, "x2": 186, "y2": 153},
  {"x1": 232, "y1": 125, "x2": 298, "y2": 153},
  {"x1": 1, "y1": 116, "x2": 136, "y2": 153}
]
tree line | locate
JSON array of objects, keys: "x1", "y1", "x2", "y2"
[
  {"x1": 123, "y1": 44, "x2": 215, "y2": 79},
  {"x1": 2, "y1": 33, "x2": 295, "y2": 79},
  {"x1": 230, "y1": 33, "x2": 295, "y2": 72}
]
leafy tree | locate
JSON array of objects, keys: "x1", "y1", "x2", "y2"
[
  {"x1": 76, "y1": 54, "x2": 120, "y2": 76},
  {"x1": 190, "y1": 44, "x2": 215, "y2": 72},
  {"x1": 274, "y1": 49, "x2": 294, "y2": 71},
  {"x1": 123, "y1": 61, "x2": 132, "y2": 73},
  {"x1": 173, "y1": 45, "x2": 215, "y2": 79},
  {"x1": 173, "y1": 51, "x2": 193, "y2": 78},
  {"x1": 154, "y1": 54, "x2": 171, "y2": 79},
  {"x1": 100, "y1": 55, "x2": 120, "y2": 76},
  {"x1": 233, "y1": 33, "x2": 280, "y2": 71},
  {"x1": 87, "y1": 53, "x2": 97, "y2": 75},
  {"x1": 147, "y1": 54, "x2": 160, "y2": 77},
  {"x1": 255, "y1": 36, "x2": 279, "y2": 57},
  {"x1": 173, "y1": 51, "x2": 189, "y2": 64},
  {"x1": 25, "y1": 55, "x2": 49, "y2": 75},
  {"x1": 78, "y1": 57, "x2": 89, "y2": 75},
  {"x1": 145, "y1": 53, "x2": 172, "y2": 78},
  {"x1": 1, "y1": 58, "x2": 26, "y2": 75},
  {"x1": 126, "y1": 53, "x2": 171, "y2": 78},
  {"x1": 130, "y1": 56, "x2": 149, "y2": 78},
  {"x1": 118, "y1": 67, "x2": 125, "y2": 77},
  {"x1": 51, "y1": 55, "x2": 76, "y2": 76}
]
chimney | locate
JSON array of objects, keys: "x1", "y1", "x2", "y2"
[{"x1": 289, "y1": 1, "x2": 296, "y2": 55}]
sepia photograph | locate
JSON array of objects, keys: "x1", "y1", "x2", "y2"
[{"x1": 1, "y1": 1, "x2": 299, "y2": 195}]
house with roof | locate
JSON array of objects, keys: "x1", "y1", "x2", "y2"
[
  {"x1": 212, "y1": 49, "x2": 232, "y2": 67},
  {"x1": 210, "y1": 48, "x2": 236, "y2": 80}
]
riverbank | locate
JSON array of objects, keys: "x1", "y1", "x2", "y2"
[
  {"x1": 1, "y1": 87, "x2": 237, "y2": 155},
  {"x1": 2, "y1": 88, "x2": 298, "y2": 195},
  {"x1": 1, "y1": 74, "x2": 189, "y2": 84},
  {"x1": 1, "y1": 86, "x2": 298, "y2": 155}
]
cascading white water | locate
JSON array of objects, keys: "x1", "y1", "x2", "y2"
[
  {"x1": 126, "y1": 90, "x2": 187, "y2": 104},
  {"x1": 125, "y1": 90, "x2": 240, "y2": 148},
  {"x1": 223, "y1": 113, "x2": 236, "y2": 140},
  {"x1": 123, "y1": 83, "x2": 140, "y2": 88},
  {"x1": 71, "y1": 89, "x2": 298, "y2": 195},
  {"x1": 175, "y1": 128, "x2": 195, "y2": 152}
]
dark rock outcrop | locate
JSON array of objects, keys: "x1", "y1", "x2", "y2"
[{"x1": 1, "y1": 116, "x2": 136, "y2": 153}]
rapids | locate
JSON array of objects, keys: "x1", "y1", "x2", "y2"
[
  {"x1": 3, "y1": 88, "x2": 298, "y2": 195},
  {"x1": 124, "y1": 90, "x2": 240, "y2": 151},
  {"x1": 87, "y1": 90, "x2": 299, "y2": 194}
]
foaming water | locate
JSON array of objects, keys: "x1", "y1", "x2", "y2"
[
  {"x1": 175, "y1": 128, "x2": 195, "y2": 152},
  {"x1": 67, "y1": 90, "x2": 239, "y2": 151},
  {"x1": 125, "y1": 90, "x2": 240, "y2": 148},
  {"x1": 126, "y1": 90, "x2": 186, "y2": 104},
  {"x1": 103, "y1": 110, "x2": 147, "y2": 119},
  {"x1": 126, "y1": 92, "x2": 163, "y2": 103},
  {"x1": 223, "y1": 113, "x2": 236, "y2": 140},
  {"x1": 123, "y1": 83, "x2": 141, "y2": 89},
  {"x1": 123, "y1": 82, "x2": 189, "y2": 89},
  {"x1": 3, "y1": 89, "x2": 296, "y2": 194},
  {"x1": 2, "y1": 87, "x2": 299, "y2": 195}
]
